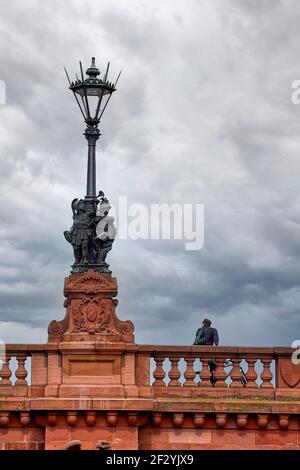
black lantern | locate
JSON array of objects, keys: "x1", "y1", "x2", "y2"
[{"x1": 65, "y1": 58, "x2": 121, "y2": 199}]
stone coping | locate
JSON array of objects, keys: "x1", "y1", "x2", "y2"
[
  {"x1": 4, "y1": 343, "x2": 294, "y2": 355},
  {"x1": 1, "y1": 396, "x2": 300, "y2": 413}
]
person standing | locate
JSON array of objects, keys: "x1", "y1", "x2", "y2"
[
  {"x1": 194, "y1": 318, "x2": 219, "y2": 346},
  {"x1": 193, "y1": 318, "x2": 220, "y2": 385}
]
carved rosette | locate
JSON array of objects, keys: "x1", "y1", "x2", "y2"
[{"x1": 48, "y1": 269, "x2": 134, "y2": 343}]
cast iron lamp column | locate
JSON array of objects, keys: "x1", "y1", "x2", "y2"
[
  {"x1": 84, "y1": 125, "x2": 100, "y2": 199},
  {"x1": 65, "y1": 57, "x2": 121, "y2": 198}
]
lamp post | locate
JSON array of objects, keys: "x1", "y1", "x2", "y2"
[
  {"x1": 65, "y1": 57, "x2": 121, "y2": 198},
  {"x1": 63, "y1": 58, "x2": 120, "y2": 273}
]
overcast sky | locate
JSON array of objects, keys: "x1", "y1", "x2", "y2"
[{"x1": 0, "y1": 0, "x2": 300, "y2": 346}]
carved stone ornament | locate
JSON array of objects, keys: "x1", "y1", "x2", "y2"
[
  {"x1": 280, "y1": 361, "x2": 300, "y2": 388},
  {"x1": 64, "y1": 270, "x2": 117, "y2": 295},
  {"x1": 71, "y1": 298, "x2": 117, "y2": 334},
  {"x1": 48, "y1": 269, "x2": 134, "y2": 343}
]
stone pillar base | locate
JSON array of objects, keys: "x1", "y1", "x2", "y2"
[{"x1": 47, "y1": 269, "x2": 134, "y2": 343}]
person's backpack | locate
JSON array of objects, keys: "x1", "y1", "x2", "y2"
[{"x1": 194, "y1": 326, "x2": 206, "y2": 345}]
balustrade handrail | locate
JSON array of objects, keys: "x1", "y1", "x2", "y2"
[
  {"x1": 137, "y1": 345, "x2": 293, "y2": 356},
  {"x1": 5, "y1": 344, "x2": 49, "y2": 354},
  {"x1": 1, "y1": 343, "x2": 294, "y2": 354}
]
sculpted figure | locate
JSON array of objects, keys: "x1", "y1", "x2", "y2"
[{"x1": 64, "y1": 191, "x2": 116, "y2": 272}]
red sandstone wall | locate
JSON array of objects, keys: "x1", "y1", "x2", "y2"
[
  {"x1": 45, "y1": 425, "x2": 138, "y2": 450},
  {"x1": 2, "y1": 424, "x2": 300, "y2": 450},
  {"x1": 0, "y1": 427, "x2": 44, "y2": 450},
  {"x1": 139, "y1": 428, "x2": 300, "y2": 450},
  {"x1": 139, "y1": 414, "x2": 300, "y2": 450}
]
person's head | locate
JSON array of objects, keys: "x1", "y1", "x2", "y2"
[{"x1": 203, "y1": 318, "x2": 212, "y2": 327}]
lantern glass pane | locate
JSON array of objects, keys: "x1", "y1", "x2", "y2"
[
  {"x1": 87, "y1": 94, "x2": 100, "y2": 120},
  {"x1": 73, "y1": 84, "x2": 113, "y2": 120},
  {"x1": 98, "y1": 93, "x2": 111, "y2": 115}
]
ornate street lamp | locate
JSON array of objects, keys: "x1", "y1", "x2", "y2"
[
  {"x1": 65, "y1": 57, "x2": 121, "y2": 199},
  {"x1": 63, "y1": 58, "x2": 120, "y2": 273}
]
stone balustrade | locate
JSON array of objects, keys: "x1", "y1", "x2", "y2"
[
  {"x1": 0, "y1": 343, "x2": 299, "y2": 449},
  {"x1": 138, "y1": 345, "x2": 299, "y2": 399},
  {"x1": 0, "y1": 344, "x2": 297, "y2": 399}
]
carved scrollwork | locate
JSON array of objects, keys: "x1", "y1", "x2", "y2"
[
  {"x1": 115, "y1": 318, "x2": 135, "y2": 336},
  {"x1": 71, "y1": 298, "x2": 117, "y2": 335},
  {"x1": 48, "y1": 318, "x2": 68, "y2": 337},
  {"x1": 65, "y1": 270, "x2": 117, "y2": 294}
]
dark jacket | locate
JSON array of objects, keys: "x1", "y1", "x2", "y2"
[
  {"x1": 204, "y1": 327, "x2": 219, "y2": 345},
  {"x1": 194, "y1": 326, "x2": 219, "y2": 346}
]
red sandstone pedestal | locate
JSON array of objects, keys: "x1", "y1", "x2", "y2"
[
  {"x1": 48, "y1": 269, "x2": 134, "y2": 344},
  {"x1": 47, "y1": 270, "x2": 136, "y2": 401}
]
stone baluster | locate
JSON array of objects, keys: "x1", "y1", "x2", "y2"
[
  {"x1": 245, "y1": 357, "x2": 258, "y2": 388},
  {"x1": 230, "y1": 358, "x2": 243, "y2": 387},
  {"x1": 15, "y1": 354, "x2": 28, "y2": 386},
  {"x1": 260, "y1": 358, "x2": 273, "y2": 388},
  {"x1": 199, "y1": 357, "x2": 212, "y2": 387},
  {"x1": 168, "y1": 357, "x2": 181, "y2": 386},
  {"x1": 183, "y1": 357, "x2": 196, "y2": 387},
  {"x1": 213, "y1": 357, "x2": 228, "y2": 388},
  {"x1": 0, "y1": 353, "x2": 12, "y2": 385},
  {"x1": 153, "y1": 356, "x2": 166, "y2": 386}
]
